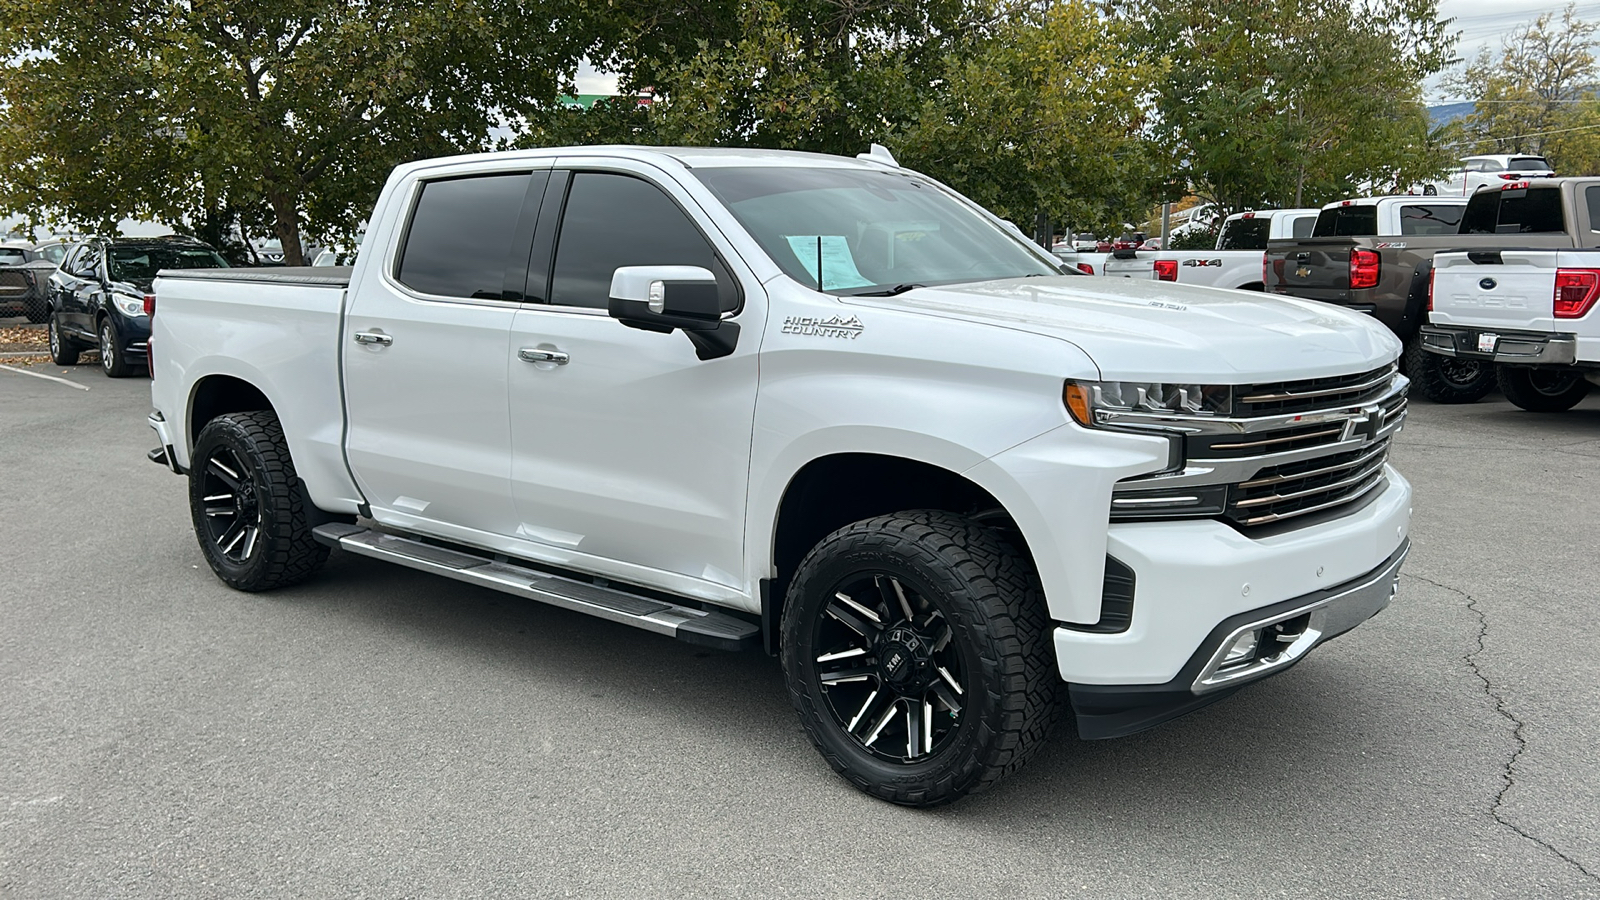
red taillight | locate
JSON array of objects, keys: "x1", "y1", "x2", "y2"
[
  {"x1": 1076, "y1": 263, "x2": 1094, "y2": 275},
  {"x1": 1263, "y1": 254, "x2": 1269, "y2": 286},
  {"x1": 1427, "y1": 267, "x2": 1435, "y2": 311},
  {"x1": 143, "y1": 293, "x2": 155, "y2": 316},
  {"x1": 1502, "y1": 180, "x2": 1530, "y2": 190},
  {"x1": 1154, "y1": 259, "x2": 1178, "y2": 282},
  {"x1": 1498, "y1": 173, "x2": 1519, "y2": 180},
  {"x1": 1241, "y1": 212, "x2": 1256, "y2": 219},
  {"x1": 1350, "y1": 249, "x2": 1381, "y2": 290},
  {"x1": 1554, "y1": 268, "x2": 1600, "y2": 318}
]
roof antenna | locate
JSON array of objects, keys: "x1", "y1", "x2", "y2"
[
  {"x1": 857, "y1": 143, "x2": 899, "y2": 167},
  {"x1": 816, "y1": 236, "x2": 824, "y2": 292}
]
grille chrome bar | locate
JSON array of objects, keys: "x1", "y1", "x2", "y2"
[
  {"x1": 1237, "y1": 440, "x2": 1390, "y2": 489},
  {"x1": 1232, "y1": 454, "x2": 1389, "y2": 509},
  {"x1": 1209, "y1": 427, "x2": 1343, "y2": 451},
  {"x1": 1232, "y1": 470, "x2": 1388, "y2": 526},
  {"x1": 1238, "y1": 365, "x2": 1398, "y2": 404}
]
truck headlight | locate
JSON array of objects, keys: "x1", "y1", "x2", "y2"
[
  {"x1": 112, "y1": 294, "x2": 148, "y2": 318},
  {"x1": 1063, "y1": 380, "x2": 1231, "y2": 427}
]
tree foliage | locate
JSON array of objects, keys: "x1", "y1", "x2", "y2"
[
  {"x1": 1447, "y1": 5, "x2": 1600, "y2": 174},
  {"x1": 1132, "y1": 0, "x2": 1456, "y2": 215},
  {"x1": 0, "y1": 0, "x2": 594, "y2": 263}
]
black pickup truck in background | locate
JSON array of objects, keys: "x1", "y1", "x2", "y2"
[{"x1": 1265, "y1": 179, "x2": 1600, "y2": 402}]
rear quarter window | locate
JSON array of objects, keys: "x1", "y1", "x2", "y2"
[
  {"x1": 1399, "y1": 204, "x2": 1465, "y2": 235},
  {"x1": 1588, "y1": 186, "x2": 1600, "y2": 232},
  {"x1": 1291, "y1": 215, "x2": 1316, "y2": 239}
]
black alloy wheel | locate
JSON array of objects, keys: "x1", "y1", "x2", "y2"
[
  {"x1": 782, "y1": 510, "x2": 1057, "y2": 807},
  {"x1": 189, "y1": 411, "x2": 330, "y2": 591},
  {"x1": 810, "y1": 571, "x2": 967, "y2": 765},
  {"x1": 47, "y1": 313, "x2": 79, "y2": 365},
  {"x1": 198, "y1": 443, "x2": 263, "y2": 565},
  {"x1": 1405, "y1": 337, "x2": 1495, "y2": 404}
]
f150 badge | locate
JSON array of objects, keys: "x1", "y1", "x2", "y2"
[{"x1": 782, "y1": 314, "x2": 865, "y2": 339}]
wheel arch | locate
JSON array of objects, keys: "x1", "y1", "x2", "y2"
[
  {"x1": 188, "y1": 374, "x2": 276, "y2": 447},
  {"x1": 764, "y1": 452, "x2": 1034, "y2": 652}
]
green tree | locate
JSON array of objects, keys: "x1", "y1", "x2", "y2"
[
  {"x1": 1132, "y1": 0, "x2": 1456, "y2": 215},
  {"x1": 1447, "y1": 4, "x2": 1600, "y2": 173},
  {"x1": 892, "y1": 1, "x2": 1159, "y2": 232},
  {"x1": 0, "y1": 0, "x2": 595, "y2": 263}
]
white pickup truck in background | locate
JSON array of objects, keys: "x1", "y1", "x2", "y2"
[
  {"x1": 1101, "y1": 208, "x2": 1319, "y2": 290},
  {"x1": 147, "y1": 145, "x2": 1412, "y2": 806},
  {"x1": 1422, "y1": 247, "x2": 1599, "y2": 411}
]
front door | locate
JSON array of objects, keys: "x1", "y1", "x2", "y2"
[
  {"x1": 342, "y1": 167, "x2": 547, "y2": 538},
  {"x1": 507, "y1": 164, "x2": 762, "y2": 597}
]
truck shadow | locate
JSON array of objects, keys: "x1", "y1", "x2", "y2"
[{"x1": 293, "y1": 548, "x2": 1411, "y2": 833}]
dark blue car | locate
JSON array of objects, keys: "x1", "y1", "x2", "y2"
[{"x1": 47, "y1": 237, "x2": 229, "y2": 377}]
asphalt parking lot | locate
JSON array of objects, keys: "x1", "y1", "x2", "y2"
[{"x1": 3, "y1": 356, "x2": 1599, "y2": 899}]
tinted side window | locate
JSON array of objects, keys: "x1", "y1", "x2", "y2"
[
  {"x1": 1291, "y1": 215, "x2": 1316, "y2": 239},
  {"x1": 1587, "y1": 186, "x2": 1600, "y2": 232},
  {"x1": 1399, "y1": 204, "x2": 1465, "y2": 235},
  {"x1": 549, "y1": 172, "x2": 721, "y2": 310},
  {"x1": 397, "y1": 172, "x2": 532, "y2": 299}
]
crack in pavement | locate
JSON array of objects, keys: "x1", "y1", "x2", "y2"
[{"x1": 1405, "y1": 572, "x2": 1600, "y2": 883}]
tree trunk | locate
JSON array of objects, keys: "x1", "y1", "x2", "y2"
[{"x1": 267, "y1": 189, "x2": 306, "y2": 267}]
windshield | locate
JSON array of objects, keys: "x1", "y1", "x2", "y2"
[
  {"x1": 109, "y1": 245, "x2": 229, "y2": 281},
  {"x1": 1218, "y1": 218, "x2": 1271, "y2": 250},
  {"x1": 691, "y1": 166, "x2": 1061, "y2": 293},
  {"x1": 1399, "y1": 204, "x2": 1465, "y2": 235}
]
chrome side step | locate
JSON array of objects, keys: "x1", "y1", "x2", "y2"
[{"x1": 312, "y1": 523, "x2": 759, "y2": 651}]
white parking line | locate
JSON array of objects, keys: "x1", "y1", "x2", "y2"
[{"x1": 0, "y1": 364, "x2": 91, "y2": 391}]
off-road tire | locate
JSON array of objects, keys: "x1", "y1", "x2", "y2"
[
  {"x1": 1497, "y1": 365, "x2": 1591, "y2": 412},
  {"x1": 48, "y1": 314, "x2": 79, "y2": 365},
  {"x1": 190, "y1": 411, "x2": 329, "y2": 591},
  {"x1": 99, "y1": 317, "x2": 133, "y2": 378},
  {"x1": 1405, "y1": 336, "x2": 1494, "y2": 404},
  {"x1": 781, "y1": 510, "x2": 1058, "y2": 807}
]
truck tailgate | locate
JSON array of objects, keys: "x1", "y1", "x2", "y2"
[
  {"x1": 1101, "y1": 253, "x2": 1154, "y2": 280},
  {"x1": 1266, "y1": 238, "x2": 1354, "y2": 302},
  {"x1": 1431, "y1": 249, "x2": 1560, "y2": 332}
]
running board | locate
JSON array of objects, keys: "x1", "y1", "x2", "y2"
[{"x1": 312, "y1": 524, "x2": 759, "y2": 651}]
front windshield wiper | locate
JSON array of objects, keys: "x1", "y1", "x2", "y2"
[{"x1": 849, "y1": 283, "x2": 926, "y2": 296}]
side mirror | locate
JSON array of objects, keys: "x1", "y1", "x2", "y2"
[{"x1": 608, "y1": 265, "x2": 739, "y2": 360}]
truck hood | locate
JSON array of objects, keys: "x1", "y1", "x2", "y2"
[{"x1": 848, "y1": 276, "x2": 1400, "y2": 382}]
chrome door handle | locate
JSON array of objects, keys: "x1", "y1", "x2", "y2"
[
  {"x1": 353, "y1": 331, "x2": 393, "y2": 346},
  {"x1": 518, "y1": 348, "x2": 569, "y2": 365}
]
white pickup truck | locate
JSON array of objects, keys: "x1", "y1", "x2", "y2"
[
  {"x1": 1423, "y1": 247, "x2": 1599, "y2": 411},
  {"x1": 1100, "y1": 208, "x2": 1320, "y2": 290},
  {"x1": 147, "y1": 145, "x2": 1412, "y2": 806}
]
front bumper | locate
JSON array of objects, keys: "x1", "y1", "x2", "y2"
[
  {"x1": 1068, "y1": 541, "x2": 1407, "y2": 738},
  {"x1": 1419, "y1": 324, "x2": 1577, "y2": 365}
]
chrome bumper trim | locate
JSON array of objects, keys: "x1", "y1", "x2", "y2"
[
  {"x1": 1192, "y1": 542, "x2": 1408, "y2": 693},
  {"x1": 1420, "y1": 326, "x2": 1578, "y2": 365}
]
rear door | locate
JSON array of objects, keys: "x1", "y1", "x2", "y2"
[
  {"x1": 342, "y1": 164, "x2": 549, "y2": 538},
  {"x1": 53, "y1": 243, "x2": 103, "y2": 339},
  {"x1": 504, "y1": 160, "x2": 762, "y2": 597}
]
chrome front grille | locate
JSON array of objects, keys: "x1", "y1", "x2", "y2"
[
  {"x1": 1235, "y1": 363, "x2": 1398, "y2": 416},
  {"x1": 1110, "y1": 368, "x2": 1408, "y2": 532},
  {"x1": 1227, "y1": 436, "x2": 1392, "y2": 526}
]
